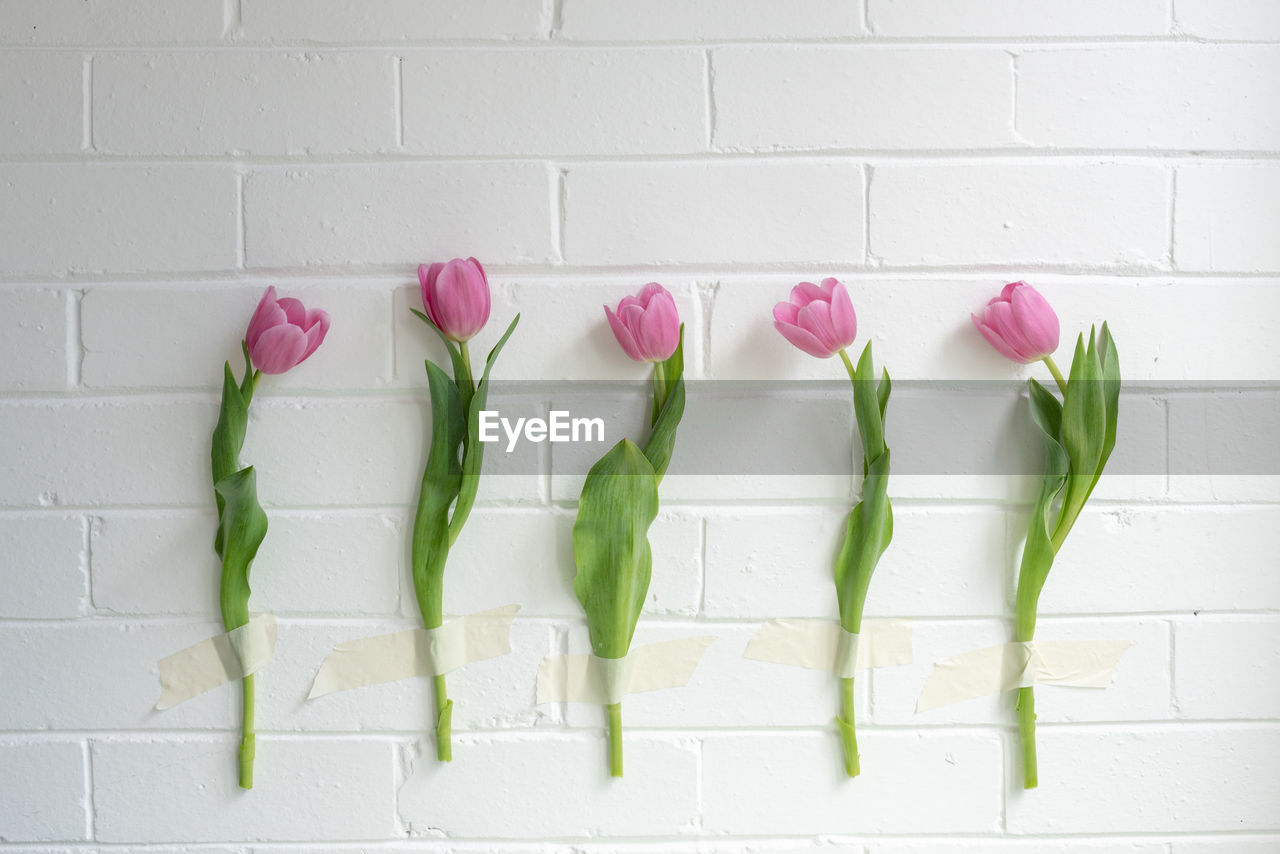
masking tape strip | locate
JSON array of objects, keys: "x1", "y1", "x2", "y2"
[
  {"x1": 536, "y1": 636, "x2": 717, "y2": 705},
  {"x1": 155, "y1": 613, "x2": 278, "y2": 711},
  {"x1": 742, "y1": 618, "x2": 914, "y2": 677},
  {"x1": 915, "y1": 638, "x2": 1136, "y2": 713},
  {"x1": 307, "y1": 604, "x2": 521, "y2": 700}
]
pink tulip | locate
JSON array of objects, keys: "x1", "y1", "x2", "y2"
[
  {"x1": 772, "y1": 278, "x2": 858, "y2": 359},
  {"x1": 419, "y1": 257, "x2": 491, "y2": 343},
  {"x1": 245, "y1": 287, "x2": 330, "y2": 374},
  {"x1": 605, "y1": 283, "x2": 681, "y2": 363},
  {"x1": 971, "y1": 281, "x2": 1060, "y2": 364}
]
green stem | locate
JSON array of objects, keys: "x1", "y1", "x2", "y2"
[
  {"x1": 458, "y1": 341, "x2": 475, "y2": 394},
  {"x1": 837, "y1": 676, "x2": 860, "y2": 777},
  {"x1": 1042, "y1": 355, "x2": 1068, "y2": 396},
  {"x1": 433, "y1": 673, "x2": 453, "y2": 762},
  {"x1": 1016, "y1": 685, "x2": 1038, "y2": 789},
  {"x1": 606, "y1": 702, "x2": 624, "y2": 777},
  {"x1": 238, "y1": 673, "x2": 255, "y2": 789},
  {"x1": 838, "y1": 348, "x2": 857, "y2": 385}
]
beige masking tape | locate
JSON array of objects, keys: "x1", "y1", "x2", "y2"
[
  {"x1": 536, "y1": 636, "x2": 717, "y2": 705},
  {"x1": 154, "y1": 614, "x2": 278, "y2": 711},
  {"x1": 915, "y1": 638, "x2": 1136, "y2": 713},
  {"x1": 307, "y1": 604, "x2": 520, "y2": 700},
  {"x1": 742, "y1": 618, "x2": 914, "y2": 677}
]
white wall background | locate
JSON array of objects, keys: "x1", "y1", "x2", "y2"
[{"x1": 2, "y1": 0, "x2": 1280, "y2": 850}]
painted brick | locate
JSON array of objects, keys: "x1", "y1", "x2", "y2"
[
  {"x1": 90, "y1": 512, "x2": 403, "y2": 617},
  {"x1": 81, "y1": 284, "x2": 392, "y2": 390},
  {"x1": 870, "y1": 843, "x2": 1166, "y2": 854},
  {"x1": 1172, "y1": 841, "x2": 1280, "y2": 854},
  {"x1": 1005, "y1": 726, "x2": 1280, "y2": 833},
  {"x1": 0, "y1": 622, "x2": 234, "y2": 730},
  {"x1": 702, "y1": 732, "x2": 1003, "y2": 834},
  {"x1": 564, "y1": 162, "x2": 865, "y2": 265},
  {"x1": 397, "y1": 735, "x2": 699, "y2": 837},
  {"x1": 0, "y1": 287, "x2": 67, "y2": 391},
  {"x1": 1167, "y1": 391, "x2": 1280, "y2": 502},
  {"x1": 0, "y1": 165, "x2": 238, "y2": 275},
  {"x1": 560, "y1": 0, "x2": 861, "y2": 40},
  {"x1": 871, "y1": 164, "x2": 1169, "y2": 267},
  {"x1": 714, "y1": 48, "x2": 1014, "y2": 150},
  {"x1": 91, "y1": 738, "x2": 396, "y2": 842},
  {"x1": 703, "y1": 507, "x2": 1008, "y2": 619},
  {"x1": 1176, "y1": 165, "x2": 1280, "y2": 272},
  {"x1": 0, "y1": 1, "x2": 225, "y2": 44},
  {"x1": 868, "y1": 0, "x2": 1170, "y2": 36},
  {"x1": 1018, "y1": 47, "x2": 1280, "y2": 151},
  {"x1": 264, "y1": 619, "x2": 555, "y2": 732},
  {"x1": 1176, "y1": 0, "x2": 1280, "y2": 41},
  {"x1": 0, "y1": 741, "x2": 86, "y2": 842},
  {"x1": 404, "y1": 50, "x2": 706, "y2": 155},
  {"x1": 1038, "y1": 507, "x2": 1280, "y2": 614},
  {"x1": 0, "y1": 400, "x2": 216, "y2": 507},
  {"x1": 94, "y1": 52, "x2": 397, "y2": 155},
  {"x1": 873, "y1": 619, "x2": 1172, "y2": 726},
  {"x1": 238, "y1": 0, "x2": 546, "y2": 42},
  {"x1": 0, "y1": 516, "x2": 85, "y2": 618},
  {"x1": 0, "y1": 52, "x2": 83, "y2": 153},
  {"x1": 244, "y1": 164, "x2": 555, "y2": 269},
  {"x1": 563, "y1": 624, "x2": 868, "y2": 728},
  {"x1": 1174, "y1": 617, "x2": 1280, "y2": 719}
]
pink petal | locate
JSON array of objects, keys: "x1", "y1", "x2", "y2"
[
  {"x1": 430, "y1": 259, "x2": 490, "y2": 341},
  {"x1": 775, "y1": 320, "x2": 835, "y2": 359},
  {"x1": 797, "y1": 299, "x2": 838, "y2": 353},
  {"x1": 618, "y1": 302, "x2": 646, "y2": 332},
  {"x1": 637, "y1": 289, "x2": 680, "y2": 361},
  {"x1": 636, "y1": 282, "x2": 670, "y2": 309},
  {"x1": 1000, "y1": 281, "x2": 1025, "y2": 301},
  {"x1": 605, "y1": 305, "x2": 644, "y2": 362},
  {"x1": 616, "y1": 294, "x2": 643, "y2": 313},
  {"x1": 984, "y1": 301, "x2": 1038, "y2": 362},
  {"x1": 773, "y1": 301, "x2": 800, "y2": 325},
  {"x1": 299, "y1": 310, "x2": 331, "y2": 362},
  {"x1": 818, "y1": 277, "x2": 839, "y2": 297},
  {"x1": 250, "y1": 324, "x2": 309, "y2": 374},
  {"x1": 419, "y1": 262, "x2": 445, "y2": 325},
  {"x1": 1009, "y1": 284, "x2": 1059, "y2": 358},
  {"x1": 972, "y1": 314, "x2": 1031, "y2": 364},
  {"x1": 275, "y1": 297, "x2": 307, "y2": 328},
  {"x1": 245, "y1": 286, "x2": 281, "y2": 350},
  {"x1": 828, "y1": 282, "x2": 857, "y2": 349},
  {"x1": 790, "y1": 281, "x2": 829, "y2": 307}
]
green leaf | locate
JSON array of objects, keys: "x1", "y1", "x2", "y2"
[
  {"x1": 1083, "y1": 322, "x2": 1122, "y2": 505},
  {"x1": 211, "y1": 361, "x2": 249, "y2": 558},
  {"x1": 1014, "y1": 378, "x2": 1069, "y2": 642},
  {"x1": 411, "y1": 307, "x2": 473, "y2": 412},
  {"x1": 642, "y1": 330, "x2": 686, "y2": 481},
  {"x1": 1055, "y1": 331, "x2": 1106, "y2": 545},
  {"x1": 572, "y1": 439, "x2": 660, "y2": 659},
  {"x1": 449, "y1": 314, "x2": 520, "y2": 546},
  {"x1": 410, "y1": 360, "x2": 466, "y2": 629},
  {"x1": 215, "y1": 466, "x2": 269, "y2": 632},
  {"x1": 851, "y1": 342, "x2": 886, "y2": 475}
]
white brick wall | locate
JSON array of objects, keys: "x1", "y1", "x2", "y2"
[{"x1": 1, "y1": 0, "x2": 1278, "y2": 850}]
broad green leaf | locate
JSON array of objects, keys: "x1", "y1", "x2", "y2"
[
  {"x1": 411, "y1": 307, "x2": 474, "y2": 412},
  {"x1": 450, "y1": 314, "x2": 521, "y2": 546},
  {"x1": 573, "y1": 439, "x2": 660, "y2": 659},
  {"x1": 211, "y1": 361, "x2": 249, "y2": 558},
  {"x1": 1055, "y1": 333, "x2": 1105, "y2": 544},
  {"x1": 215, "y1": 466, "x2": 269, "y2": 632},
  {"x1": 851, "y1": 342, "x2": 885, "y2": 473},
  {"x1": 1083, "y1": 322, "x2": 1122, "y2": 505},
  {"x1": 410, "y1": 360, "x2": 466, "y2": 629},
  {"x1": 642, "y1": 330, "x2": 686, "y2": 481},
  {"x1": 1014, "y1": 379, "x2": 1069, "y2": 641}
]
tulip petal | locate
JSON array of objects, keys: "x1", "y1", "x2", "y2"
[
  {"x1": 276, "y1": 297, "x2": 307, "y2": 328},
  {"x1": 790, "y1": 281, "x2": 828, "y2": 307},
  {"x1": 972, "y1": 314, "x2": 1031, "y2": 364},
  {"x1": 1000, "y1": 281, "x2": 1024, "y2": 301},
  {"x1": 828, "y1": 282, "x2": 857, "y2": 349},
  {"x1": 431, "y1": 259, "x2": 490, "y2": 341},
  {"x1": 1009, "y1": 284, "x2": 1059, "y2": 358},
  {"x1": 819, "y1": 277, "x2": 840, "y2": 297},
  {"x1": 637, "y1": 289, "x2": 680, "y2": 361},
  {"x1": 797, "y1": 300, "x2": 838, "y2": 353},
  {"x1": 636, "y1": 282, "x2": 670, "y2": 309},
  {"x1": 775, "y1": 320, "x2": 835, "y2": 359},
  {"x1": 773, "y1": 301, "x2": 800, "y2": 325},
  {"x1": 250, "y1": 324, "x2": 309, "y2": 374},
  {"x1": 300, "y1": 310, "x2": 331, "y2": 362},
  {"x1": 984, "y1": 301, "x2": 1037, "y2": 362},
  {"x1": 605, "y1": 305, "x2": 645, "y2": 361},
  {"x1": 245, "y1": 286, "x2": 281, "y2": 350},
  {"x1": 419, "y1": 262, "x2": 445, "y2": 326}
]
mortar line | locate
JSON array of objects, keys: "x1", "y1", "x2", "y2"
[
  {"x1": 1167, "y1": 167, "x2": 1179, "y2": 270},
  {"x1": 83, "y1": 737, "x2": 95, "y2": 841},
  {"x1": 81, "y1": 55, "x2": 93, "y2": 152},
  {"x1": 862, "y1": 163, "x2": 874, "y2": 264},
  {"x1": 553, "y1": 166, "x2": 568, "y2": 264},
  {"x1": 704, "y1": 48, "x2": 717, "y2": 150},
  {"x1": 80, "y1": 514, "x2": 94, "y2": 616},
  {"x1": 66, "y1": 288, "x2": 84, "y2": 388},
  {"x1": 235, "y1": 171, "x2": 247, "y2": 271},
  {"x1": 394, "y1": 56, "x2": 405, "y2": 149}
]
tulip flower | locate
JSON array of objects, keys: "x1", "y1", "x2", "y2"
[
  {"x1": 419, "y1": 257, "x2": 491, "y2": 343},
  {"x1": 771, "y1": 279, "x2": 893, "y2": 778},
  {"x1": 773, "y1": 278, "x2": 858, "y2": 359},
  {"x1": 971, "y1": 282, "x2": 1120, "y2": 789},
  {"x1": 605, "y1": 282, "x2": 681, "y2": 363},
  {"x1": 208, "y1": 287, "x2": 330, "y2": 788},
  {"x1": 409, "y1": 257, "x2": 519, "y2": 763},
  {"x1": 971, "y1": 281, "x2": 1065, "y2": 389},
  {"x1": 245, "y1": 287, "x2": 331, "y2": 375}
]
